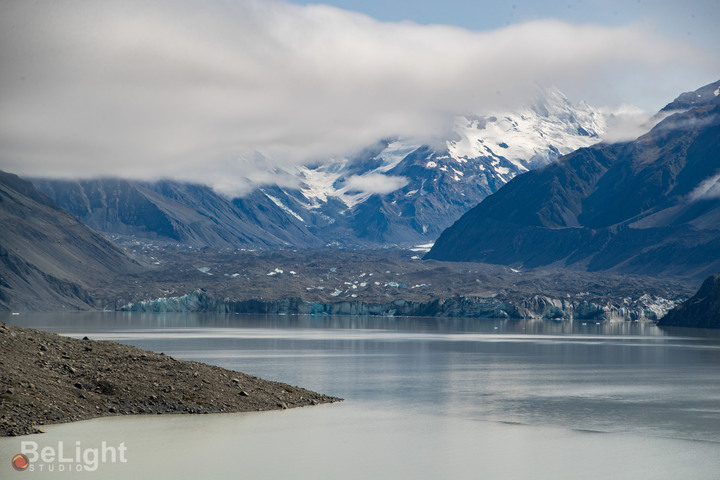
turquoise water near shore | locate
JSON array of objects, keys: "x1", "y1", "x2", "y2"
[{"x1": 2, "y1": 313, "x2": 720, "y2": 479}]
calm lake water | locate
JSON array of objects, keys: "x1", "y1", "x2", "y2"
[{"x1": 2, "y1": 312, "x2": 720, "y2": 479}]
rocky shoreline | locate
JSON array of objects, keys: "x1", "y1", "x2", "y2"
[{"x1": 0, "y1": 322, "x2": 342, "y2": 437}]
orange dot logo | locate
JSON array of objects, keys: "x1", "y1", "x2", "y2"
[{"x1": 11, "y1": 454, "x2": 29, "y2": 471}]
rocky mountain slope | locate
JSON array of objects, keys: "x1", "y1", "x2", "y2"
[
  {"x1": 426, "y1": 79, "x2": 720, "y2": 279},
  {"x1": 32, "y1": 178, "x2": 325, "y2": 249},
  {"x1": 658, "y1": 273, "x2": 720, "y2": 328},
  {"x1": 0, "y1": 171, "x2": 141, "y2": 311},
  {"x1": 34, "y1": 88, "x2": 606, "y2": 248}
]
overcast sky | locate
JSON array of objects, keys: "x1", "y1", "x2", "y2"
[{"x1": 0, "y1": 0, "x2": 717, "y2": 196}]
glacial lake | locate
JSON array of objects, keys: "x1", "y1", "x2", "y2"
[{"x1": 2, "y1": 312, "x2": 720, "y2": 479}]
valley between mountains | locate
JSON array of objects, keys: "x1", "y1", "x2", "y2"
[{"x1": 1, "y1": 80, "x2": 720, "y2": 327}]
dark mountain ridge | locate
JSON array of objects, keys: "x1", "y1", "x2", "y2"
[
  {"x1": 426, "y1": 79, "x2": 720, "y2": 279},
  {"x1": 32, "y1": 178, "x2": 327, "y2": 249},
  {"x1": 658, "y1": 273, "x2": 720, "y2": 328},
  {"x1": 0, "y1": 171, "x2": 141, "y2": 310}
]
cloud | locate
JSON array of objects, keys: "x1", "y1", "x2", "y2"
[
  {"x1": 0, "y1": 0, "x2": 712, "y2": 196},
  {"x1": 344, "y1": 174, "x2": 409, "y2": 194},
  {"x1": 689, "y1": 174, "x2": 720, "y2": 202},
  {"x1": 599, "y1": 105, "x2": 665, "y2": 143}
]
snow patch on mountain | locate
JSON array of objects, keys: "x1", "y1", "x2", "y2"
[
  {"x1": 447, "y1": 87, "x2": 605, "y2": 171},
  {"x1": 374, "y1": 140, "x2": 422, "y2": 173},
  {"x1": 297, "y1": 163, "x2": 343, "y2": 206},
  {"x1": 264, "y1": 192, "x2": 305, "y2": 222},
  {"x1": 297, "y1": 164, "x2": 390, "y2": 208}
]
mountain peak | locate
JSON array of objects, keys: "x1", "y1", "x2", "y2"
[
  {"x1": 426, "y1": 80, "x2": 720, "y2": 279},
  {"x1": 447, "y1": 88, "x2": 604, "y2": 172},
  {"x1": 660, "y1": 78, "x2": 720, "y2": 112}
]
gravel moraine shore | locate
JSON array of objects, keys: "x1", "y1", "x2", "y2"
[{"x1": 0, "y1": 322, "x2": 342, "y2": 436}]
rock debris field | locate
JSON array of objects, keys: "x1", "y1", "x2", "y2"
[{"x1": 0, "y1": 322, "x2": 341, "y2": 436}]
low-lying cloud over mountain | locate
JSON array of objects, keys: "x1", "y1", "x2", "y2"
[
  {"x1": 426, "y1": 79, "x2": 720, "y2": 279},
  {"x1": 0, "y1": 0, "x2": 714, "y2": 196}
]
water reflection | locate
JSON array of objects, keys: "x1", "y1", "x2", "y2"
[
  {"x1": 2, "y1": 312, "x2": 720, "y2": 479},
  {"x1": 6, "y1": 310, "x2": 714, "y2": 336}
]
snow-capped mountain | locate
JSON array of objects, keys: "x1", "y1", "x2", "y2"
[
  {"x1": 34, "y1": 88, "x2": 608, "y2": 248},
  {"x1": 285, "y1": 87, "x2": 606, "y2": 244},
  {"x1": 427, "y1": 78, "x2": 720, "y2": 279}
]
